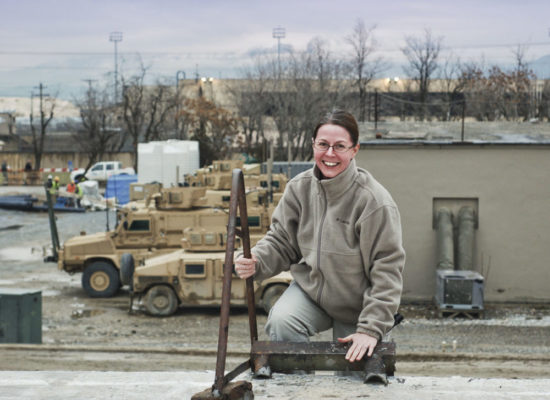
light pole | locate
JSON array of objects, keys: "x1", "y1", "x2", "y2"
[
  {"x1": 109, "y1": 31, "x2": 123, "y2": 103},
  {"x1": 176, "y1": 70, "x2": 186, "y2": 89},
  {"x1": 175, "y1": 71, "x2": 186, "y2": 137},
  {"x1": 272, "y1": 26, "x2": 286, "y2": 72}
]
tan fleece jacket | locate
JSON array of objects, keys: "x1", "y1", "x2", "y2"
[{"x1": 252, "y1": 159, "x2": 405, "y2": 340}]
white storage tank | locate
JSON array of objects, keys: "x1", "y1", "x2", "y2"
[{"x1": 138, "y1": 140, "x2": 200, "y2": 187}]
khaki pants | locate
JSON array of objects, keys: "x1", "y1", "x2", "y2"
[{"x1": 265, "y1": 281, "x2": 355, "y2": 342}]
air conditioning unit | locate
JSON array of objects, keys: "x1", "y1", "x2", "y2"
[{"x1": 435, "y1": 270, "x2": 484, "y2": 312}]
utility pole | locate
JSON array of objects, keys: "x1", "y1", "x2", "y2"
[
  {"x1": 82, "y1": 79, "x2": 97, "y2": 97},
  {"x1": 33, "y1": 83, "x2": 51, "y2": 128},
  {"x1": 109, "y1": 31, "x2": 123, "y2": 103}
]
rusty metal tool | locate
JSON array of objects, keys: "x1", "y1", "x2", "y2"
[{"x1": 192, "y1": 169, "x2": 255, "y2": 399}]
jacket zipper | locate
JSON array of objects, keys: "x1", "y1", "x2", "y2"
[{"x1": 316, "y1": 184, "x2": 327, "y2": 304}]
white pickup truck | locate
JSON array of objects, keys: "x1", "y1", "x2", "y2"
[{"x1": 70, "y1": 161, "x2": 135, "y2": 183}]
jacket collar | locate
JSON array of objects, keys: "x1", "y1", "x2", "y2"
[{"x1": 313, "y1": 159, "x2": 358, "y2": 199}]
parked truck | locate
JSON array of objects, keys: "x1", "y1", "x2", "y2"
[
  {"x1": 121, "y1": 227, "x2": 291, "y2": 316},
  {"x1": 70, "y1": 161, "x2": 135, "y2": 183},
  {"x1": 46, "y1": 160, "x2": 287, "y2": 298},
  {"x1": 47, "y1": 186, "x2": 276, "y2": 298}
]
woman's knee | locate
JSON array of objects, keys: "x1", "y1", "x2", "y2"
[{"x1": 265, "y1": 305, "x2": 308, "y2": 341}]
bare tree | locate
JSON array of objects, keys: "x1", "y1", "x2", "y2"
[
  {"x1": 227, "y1": 60, "x2": 271, "y2": 159},
  {"x1": 539, "y1": 80, "x2": 550, "y2": 121},
  {"x1": 121, "y1": 65, "x2": 178, "y2": 171},
  {"x1": 266, "y1": 39, "x2": 347, "y2": 161},
  {"x1": 345, "y1": 20, "x2": 382, "y2": 121},
  {"x1": 74, "y1": 83, "x2": 118, "y2": 173},
  {"x1": 29, "y1": 83, "x2": 55, "y2": 170},
  {"x1": 439, "y1": 53, "x2": 462, "y2": 120},
  {"x1": 510, "y1": 45, "x2": 536, "y2": 120},
  {"x1": 181, "y1": 97, "x2": 240, "y2": 166},
  {"x1": 402, "y1": 29, "x2": 442, "y2": 120}
]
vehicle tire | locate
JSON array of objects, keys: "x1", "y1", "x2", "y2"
[
  {"x1": 262, "y1": 284, "x2": 288, "y2": 314},
  {"x1": 119, "y1": 253, "x2": 135, "y2": 289},
  {"x1": 143, "y1": 285, "x2": 178, "y2": 317},
  {"x1": 82, "y1": 261, "x2": 120, "y2": 298}
]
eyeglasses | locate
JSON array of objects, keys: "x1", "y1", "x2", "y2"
[{"x1": 312, "y1": 141, "x2": 354, "y2": 153}]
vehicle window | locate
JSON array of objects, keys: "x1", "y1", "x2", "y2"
[
  {"x1": 128, "y1": 220, "x2": 150, "y2": 231},
  {"x1": 237, "y1": 216, "x2": 260, "y2": 227},
  {"x1": 106, "y1": 164, "x2": 114, "y2": 170},
  {"x1": 185, "y1": 264, "x2": 205, "y2": 275},
  {"x1": 222, "y1": 196, "x2": 231, "y2": 202},
  {"x1": 204, "y1": 233, "x2": 216, "y2": 245},
  {"x1": 91, "y1": 164, "x2": 103, "y2": 171},
  {"x1": 190, "y1": 233, "x2": 202, "y2": 245},
  {"x1": 260, "y1": 180, "x2": 280, "y2": 189},
  {"x1": 117, "y1": 162, "x2": 122, "y2": 169}
]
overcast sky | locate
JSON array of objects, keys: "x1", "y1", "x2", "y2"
[{"x1": 1, "y1": 0, "x2": 549, "y2": 100}]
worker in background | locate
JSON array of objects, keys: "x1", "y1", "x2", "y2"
[
  {"x1": 24, "y1": 160, "x2": 32, "y2": 185},
  {"x1": 45, "y1": 174, "x2": 53, "y2": 190},
  {"x1": 1, "y1": 161, "x2": 8, "y2": 185},
  {"x1": 49, "y1": 176, "x2": 60, "y2": 202},
  {"x1": 75, "y1": 180, "x2": 84, "y2": 207},
  {"x1": 66, "y1": 180, "x2": 76, "y2": 193}
]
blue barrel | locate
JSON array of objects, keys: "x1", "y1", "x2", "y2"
[{"x1": 105, "y1": 174, "x2": 138, "y2": 205}]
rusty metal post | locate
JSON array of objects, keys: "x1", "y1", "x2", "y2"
[
  {"x1": 236, "y1": 174, "x2": 258, "y2": 344},
  {"x1": 211, "y1": 169, "x2": 255, "y2": 396}
]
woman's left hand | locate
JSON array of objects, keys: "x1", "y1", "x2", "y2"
[{"x1": 337, "y1": 332, "x2": 378, "y2": 362}]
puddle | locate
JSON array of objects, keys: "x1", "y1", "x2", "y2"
[
  {"x1": 42, "y1": 290, "x2": 61, "y2": 297},
  {"x1": 0, "y1": 247, "x2": 43, "y2": 262},
  {"x1": 71, "y1": 309, "x2": 106, "y2": 319}
]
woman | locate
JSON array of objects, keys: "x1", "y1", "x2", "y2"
[{"x1": 235, "y1": 109, "x2": 405, "y2": 363}]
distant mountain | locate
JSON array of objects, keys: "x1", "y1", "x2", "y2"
[{"x1": 530, "y1": 55, "x2": 550, "y2": 79}]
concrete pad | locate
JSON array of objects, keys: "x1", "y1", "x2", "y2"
[{"x1": 0, "y1": 371, "x2": 549, "y2": 400}]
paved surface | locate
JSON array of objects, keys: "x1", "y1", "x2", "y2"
[{"x1": 0, "y1": 371, "x2": 549, "y2": 400}]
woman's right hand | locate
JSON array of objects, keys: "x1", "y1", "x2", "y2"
[{"x1": 235, "y1": 254, "x2": 257, "y2": 279}]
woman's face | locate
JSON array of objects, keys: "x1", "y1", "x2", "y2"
[{"x1": 313, "y1": 124, "x2": 359, "y2": 179}]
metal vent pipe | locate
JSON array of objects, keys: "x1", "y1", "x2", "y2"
[
  {"x1": 457, "y1": 206, "x2": 475, "y2": 270},
  {"x1": 436, "y1": 207, "x2": 454, "y2": 270}
]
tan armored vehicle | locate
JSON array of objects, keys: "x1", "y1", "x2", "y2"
[
  {"x1": 121, "y1": 227, "x2": 291, "y2": 316},
  {"x1": 50, "y1": 186, "x2": 274, "y2": 298},
  {"x1": 185, "y1": 159, "x2": 287, "y2": 206},
  {"x1": 47, "y1": 160, "x2": 287, "y2": 299}
]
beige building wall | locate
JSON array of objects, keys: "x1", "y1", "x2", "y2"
[{"x1": 356, "y1": 143, "x2": 550, "y2": 303}]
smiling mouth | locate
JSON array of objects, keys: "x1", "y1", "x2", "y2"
[{"x1": 323, "y1": 161, "x2": 339, "y2": 167}]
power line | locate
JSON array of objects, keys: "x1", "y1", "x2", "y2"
[{"x1": 0, "y1": 41, "x2": 548, "y2": 57}]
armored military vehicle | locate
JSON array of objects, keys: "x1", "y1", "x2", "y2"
[
  {"x1": 47, "y1": 160, "x2": 287, "y2": 299},
  {"x1": 121, "y1": 227, "x2": 291, "y2": 316},
  {"x1": 49, "y1": 189, "x2": 277, "y2": 298}
]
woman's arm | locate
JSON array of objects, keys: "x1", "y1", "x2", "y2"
[{"x1": 357, "y1": 205, "x2": 406, "y2": 340}]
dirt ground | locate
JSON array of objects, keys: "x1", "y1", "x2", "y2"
[
  {"x1": 0, "y1": 188, "x2": 549, "y2": 380},
  {"x1": 1, "y1": 261, "x2": 549, "y2": 379}
]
